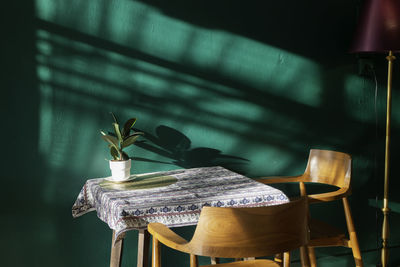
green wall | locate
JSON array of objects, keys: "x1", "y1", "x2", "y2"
[{"x1": 3, "y1": 0, "x2": 400, "y2": 266}]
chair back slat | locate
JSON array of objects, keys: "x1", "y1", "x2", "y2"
[
  {"x1": 302, "y1": 149, "x2": 351, "y2": 188},
  {"x1": 188, "y1": 198, "x2": 309, "y2": 258}
]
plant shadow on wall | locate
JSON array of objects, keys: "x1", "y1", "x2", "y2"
[{"x1": 133, "y1": 125, "x2": 249, "y2": 173}]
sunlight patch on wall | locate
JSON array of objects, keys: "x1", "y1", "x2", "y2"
[
  {"x1": 35, "y1": 0, "x2": 57, "y2": 20},
  {"x1": 34, "y1": 0, "x2": 342, "y2": 200},
  {"x1": 38, "y1": 83, "x2": 54, "y2": 157},
  {"x1": 35, "y1": 0, "x2": 322, "y2": 108}
]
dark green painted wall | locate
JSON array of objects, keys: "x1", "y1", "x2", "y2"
[{"x1": 3, "y1": 0, "x2": 400, "y2": 266}]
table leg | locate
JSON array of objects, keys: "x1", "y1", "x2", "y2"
[
  {"x1": 137, "y1": 229, "x2": 150, "y2": 267},
  {"x1": 110, "y1": 230, "x2": 125, "y2": 267}
]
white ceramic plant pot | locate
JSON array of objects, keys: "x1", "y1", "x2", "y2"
[{"x1": 109, "y1": 159, "x2": 131, "y2": 182}]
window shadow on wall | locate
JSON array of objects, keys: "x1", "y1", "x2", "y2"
[
  {"x1": 22, "y1": 0, "x2": 400, "y2": 266},
  {"x1": 134, "y1": 0, "x2": 357, "y2": 64}
]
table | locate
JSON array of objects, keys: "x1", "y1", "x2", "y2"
[{"x1": 72, "y1": 166, "x2": 288, "y2": 267}]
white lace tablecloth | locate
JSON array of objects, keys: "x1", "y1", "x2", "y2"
[{"x1": 72, "y1": 166, "x2": 288, "y2": 240}]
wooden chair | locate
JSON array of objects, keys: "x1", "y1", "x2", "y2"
[
  {"x1": 257, "y1": 149, "x2": 363, "y2": 267},
  {"x1": 148, "y1": 197, "x2": 309, "y2": 267}
]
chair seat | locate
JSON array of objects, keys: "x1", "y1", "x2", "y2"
[
  {"x1": 202, "y1": 259, "x2": 280, "y2": 267},
  {"x1": 308, "y1": 217, "x2": 349, "y2": 247},
  {"x1": 149, "y1": 198, "x2": 309, "y2": 267}
]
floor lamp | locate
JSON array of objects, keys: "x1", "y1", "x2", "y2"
[{"x1": 351, "y1": 0, "x2": 400, "y2": 266}]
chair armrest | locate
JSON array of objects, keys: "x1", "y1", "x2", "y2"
[
  {"x1": 148, "y1": 223, "x2": 191, "y2": 253},
  {"x1": 255, "y1": 175, "x2": 304, "y2": 184},
  {"x1": 307, "y1": 187, "x2": 351, "y2": 204},
  {"x1": 256, "y1": 176, "x2": 351, "y2": 204}
]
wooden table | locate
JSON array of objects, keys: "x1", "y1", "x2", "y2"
[{"x1": 72, "y1": 166, "x2": 288, "y2": 267}]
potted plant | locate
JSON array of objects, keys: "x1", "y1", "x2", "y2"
[{"x1": 100, "y1": 113, "x2": 144, "y2": 181}]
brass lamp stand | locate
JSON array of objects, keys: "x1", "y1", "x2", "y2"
[
  {"x1": 351, "y1": 0, "x2": 400, "y2": 265},
  {"x1": 382, "y1": 51, "x2": 395, "y2": 267}
]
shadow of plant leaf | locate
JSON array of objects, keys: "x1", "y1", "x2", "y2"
[{"x1": 133, "y1": 125, "x2": 249, "y2": 173}]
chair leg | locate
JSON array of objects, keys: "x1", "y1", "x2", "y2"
[
  {"x1": 300, "y1": 246, "x2": 310, "y2": 267},
  {"x1": 307, "y1": 247, "x2": 317, "y2": 267},
  {"x1": 138, "y1": 229, "x2": 150, "y2": 267},
  {"x1": 299, "y1": 182, "x2": 311, "y2": 267},
  {"x1": 152, "y1": 237, "x2": 161, "y2": 267},
  {"x1": 190, "y1": 254, "x2": 199, "y2": 267},
  {"x1": 342, "y1": 198, "x2": 363, "y2": 267},
  {"x1": 283, "y1": 252, "x2": 290, "y2": 267}
]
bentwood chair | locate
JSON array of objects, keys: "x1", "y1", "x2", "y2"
[
  {"x1": 257, "y1": 149, "x2": 363, "y2": 267},
  {"x1": 148, "y1": 197, "x2": 309, "y2": 267}
]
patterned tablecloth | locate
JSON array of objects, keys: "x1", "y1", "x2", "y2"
[{"x1": 72, "y1": 166, "x2": 288, "y2": 240}]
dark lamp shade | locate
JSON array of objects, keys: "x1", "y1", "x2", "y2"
[{"x1": 351, "y1": 0, "x2": 400, "y2": 53}]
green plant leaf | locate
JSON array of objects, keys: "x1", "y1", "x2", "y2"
[
  {"x1": 121, "y1": 151, "x2": 129, "y2": 160},
  {"x1": 110, "y1": 112, "x2": 118, "y2": 124},
  {"x1": 121, "y1": 134, "x2": 142, "y2": 148},
  {"x1": 122, "y1": 118, "x2": 137, "y2": 138},
  {"x1": 113, "y1": 123, "x2": 123, "y2": 143},
  {"x1": 101, "y1": 134, "x2": 119, "y2": 150},
  {"x1": 129, "y1": 131, "x2": 144, "y2": 136},
  {"x1": 110, "y1": 146, "x2": 119, "y2": 160},
  {"x1": 124, "y1": 131, "x2": 144, "y2": 141}
]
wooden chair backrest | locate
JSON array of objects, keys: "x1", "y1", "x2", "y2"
[
  {"x1": 302, "y1": 149, "x2": 351, "y2": 189},
  {"x1": 187, "y1": 198, "x2": 309, "y2": 258}
]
